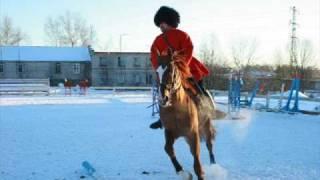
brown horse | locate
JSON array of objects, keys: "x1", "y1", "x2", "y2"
[
  {"x1": 79, "y1": 79, "x2": 89, "y2": 95},
  {"x1": 157, "y1": 56, "x2": 220, "y2": 180},
  {"x1": 64, "y1": 79, "x2": 73, "y2": 95}
]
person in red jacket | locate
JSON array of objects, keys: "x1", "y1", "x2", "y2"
[{"x1": 150, "y1": 6, "x2": 210, "y2": 129}]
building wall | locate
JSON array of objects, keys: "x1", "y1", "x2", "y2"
[
  {"x1": 0, "y1": 61, "x2": 91, "y2": 86},
  {"x1": 49, "y1": 62, "x2": 91, "y2": 86},
  {"x1": 92, "y1": 52, "x2": 156, "y2": 86},
  {"x1": 0, "y1": 50, "x2": 156, "y2": 87},
  {"x1": 315, "y1": 81, "x2": 320, "y2": 90}
]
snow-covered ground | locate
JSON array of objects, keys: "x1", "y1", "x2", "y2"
[{"x1": 0, "y1": 90, "x2": 319, "y2": 180}]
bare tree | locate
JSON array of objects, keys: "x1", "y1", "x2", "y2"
[
  {"x1": 229, "y1": 38, "x2": 258, "y2": 91},
  {"x1": 296, "y1": 40, "x2": 314, "y2": 91},
  {"x1": 198, "y1": 35, "x2": 231, "y2": 89},
  {"x1": 44, "y1": 17, "x2": 62, "y2": 46},
  {"x1": 273, "y1": 49, "x2": 285, "y2": 67},
  {"x1": 297, "y1": 40, "x2": 314, "y2": 70},
  {"x1": 44, "y1": 11, "x2": 96, "y2": 47},
  {"x1": 231, "y1": 39, "x2": 258, "y2": 70},
  {"x1": 0, "y1": 16, "x2": 26, "y2": 45},
  {"x1": 199, "y1": 43, "x2": 216, "y2": 64},
  {"x1": 198, "y1": 34, "x2": 222, "y2": 65},
  {"x1": 272, "y1": 39, "x2": 315, "y2": 91}
]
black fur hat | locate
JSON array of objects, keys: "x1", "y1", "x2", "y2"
[{"x1": 154, "y1": 6, "x2": 180, "y2": 28}]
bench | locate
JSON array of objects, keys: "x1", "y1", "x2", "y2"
[{"x1": 0, "y1": 79, "x2": 50, "y2": 95}]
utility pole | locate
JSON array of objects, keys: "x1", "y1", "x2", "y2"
[
  {"x1": 290, "y1": 6, "x2": 298, "y2": 77},
  {"x1": 119, "y1": 34, "x2": 128, "y2": 52}
]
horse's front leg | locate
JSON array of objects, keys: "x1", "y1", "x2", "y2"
[
  {"x1": 164, "y1": 129, "x2": 183, "y2": 173},
  {"x1": 187, "y1": 131, "x2": 204, "y2": 180}
]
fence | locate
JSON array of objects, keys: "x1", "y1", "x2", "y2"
[{"x1": 0, "y1": 79, "x2": 50, "y2": 95}]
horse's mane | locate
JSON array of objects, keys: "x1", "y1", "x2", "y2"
[{"x1": 172, "y1": 55, "x2": 198, "y2": 95}]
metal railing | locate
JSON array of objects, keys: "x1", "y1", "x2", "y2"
[{"x1": 0, "y1": 78, "x2": 50, "y2": 95}]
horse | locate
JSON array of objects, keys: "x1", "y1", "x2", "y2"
[
  {"x1": 79, "y1": 79, "x2": 89, "y2": 95},
  {"x1": 64, "y1": 79, "x2": 73, "y2": 95},
  {"x1": 157, "y1": 55, "x2": 219, "y2": 180}
]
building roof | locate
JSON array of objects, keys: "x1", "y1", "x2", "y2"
[{"x1": 0, "y1": 46, "x2": 91, "y2": 62}]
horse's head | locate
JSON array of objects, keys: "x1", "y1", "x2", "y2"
[
  {"x1": 156, "y1": 53, "x2": 197, "y2": 107},
  {"x1": 157, "y1": 60, "x2": 182, "y2": 107}
]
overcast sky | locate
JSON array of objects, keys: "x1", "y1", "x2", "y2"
[{"x1": 0, "y1": 0, "x2": 319, "y2": 66}]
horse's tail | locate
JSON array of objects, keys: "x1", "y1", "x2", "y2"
[{"x1": 214, "y1": 110, "x2": 227, "y2": 120}]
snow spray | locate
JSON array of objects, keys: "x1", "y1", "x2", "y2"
[
  {"x1": 204, "y1": 164, "x2": 228, "y2": 180},
  {"x1": 231, "y1": 109, "x2": 254, "y2": 143}
]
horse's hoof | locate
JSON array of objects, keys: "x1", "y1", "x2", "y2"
[{"x1": 177, "y1": 170, "x2": 193, "y2": 180}]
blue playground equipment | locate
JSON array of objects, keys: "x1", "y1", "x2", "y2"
[
  {"x1": 280, "y1": 78, "x2": 320, "y2": 115},
  {"x1": 240, "y1": 80, "x2": 260, "y2": 107},
  {"x1": 281, "y1": 78, "x2": 300, "y2": 112},
  {"x1": 228, "y1": 76, "x2": 317, "y2": 115},
  {"x1": 228, "y1": 73, "x2": 259, "y2": 111},
  {"x1": 228, "y1": 74, "x2": 241, "y2": 113}
]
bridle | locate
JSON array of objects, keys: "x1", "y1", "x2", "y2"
[{"x1": 158, "y1": 61, "x2": 182, "y2": 107}]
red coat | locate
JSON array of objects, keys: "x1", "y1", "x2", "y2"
[{"x1": 150, "y1": 29, "x2": 209, "y2": 81}]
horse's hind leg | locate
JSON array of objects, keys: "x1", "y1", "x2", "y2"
[
  {"x1": 187, "y1": 131, "x2": 204, "y2": 180},
  {"x1": 205, "y1": 120, "x2": 216, "y2": 164},
  {"x1": 164, "y1": 130, "x2": 183, "y2": 173}
]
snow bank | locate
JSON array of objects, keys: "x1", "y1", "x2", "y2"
[
  {"x1": 271, "y1": 90, "x2": 309, "y2": 98},
  {"x1": 0, "y1": 89, "x2": 152, "y2": 106},
  {"x1": 0, "y1": 96, "x2": 110, "y2": 106}
]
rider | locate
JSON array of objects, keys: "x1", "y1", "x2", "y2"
[{"x1": 150, "y1": 6, "x2": 210, "y2": 129}]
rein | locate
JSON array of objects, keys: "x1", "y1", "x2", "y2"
[
  {"x1": 157, "y1": 33, "x2": 188, "y2": 107},
  {"x1": 159, "y1": 62, "x2": 183, "y2": 107}
]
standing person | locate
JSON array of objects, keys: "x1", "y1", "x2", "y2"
[{"x1": 149, "y1": 6, "x2": 210, "y2": 129}]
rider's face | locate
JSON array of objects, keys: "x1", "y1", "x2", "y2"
[{"x1": 159, "y1": 22, "x2": 171, "y2": 33}]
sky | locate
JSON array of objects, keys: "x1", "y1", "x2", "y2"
[{"x1": 0, "y1": 0, "x2": 319, "y2": 66}]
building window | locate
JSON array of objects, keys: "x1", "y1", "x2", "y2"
[
  {"x1": 0, "y1": 62, "x2": 3, "y2": 73},
  {"x1": 16, "y1": 63, "x2": 24, "y2": 73},
  {"x1": 100, "y1": 71, "x2": 108, "y2": 85},
  {"x1": 55, "y1": 63, "x2": 61, "y2": 74},
  {"x1": 146, "y1": 74, "x2": 153, "y2": 85},
  {"x1": 99, "y1": 57, "x2": 108, "y2": 67},
  {"x1": 119, "y1": 72, "x2": 125, "y2": 84},
  {"x1": 118, "y1": 57, "x2": 125, "y2": 67},
  {"x1": 135, "y1": 74, "x2": 140, "y2": 84},
  {"x1": 73, "y1": 63, "x2": 80, "y2": 74},
  {"x1": 134, "y1": 57, "x2": 140, "y2": 67}
]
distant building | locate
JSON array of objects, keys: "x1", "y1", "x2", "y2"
[
  {"x1": 307, "y1": 79, "x2": 320, "y2": 91},
  {"x1": 315, "y1": 81, "x2": 320, "y2": 90},
  {"x1": 0, "y1": 46, "x2": 156, "y2": 87},
  {"x1": 0, "y1": 46, "x2": 91, "y2": 86},
  {"x1": 248, "y1": 70, "x2": 275, "y2": 78},
  {"x1": 91, "y1": 51, "x2": 155, "y2": 86}
]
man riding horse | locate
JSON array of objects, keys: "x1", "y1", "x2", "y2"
[{"x1": 150, "y1": 6, "x2": 211, "y2": 129}]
